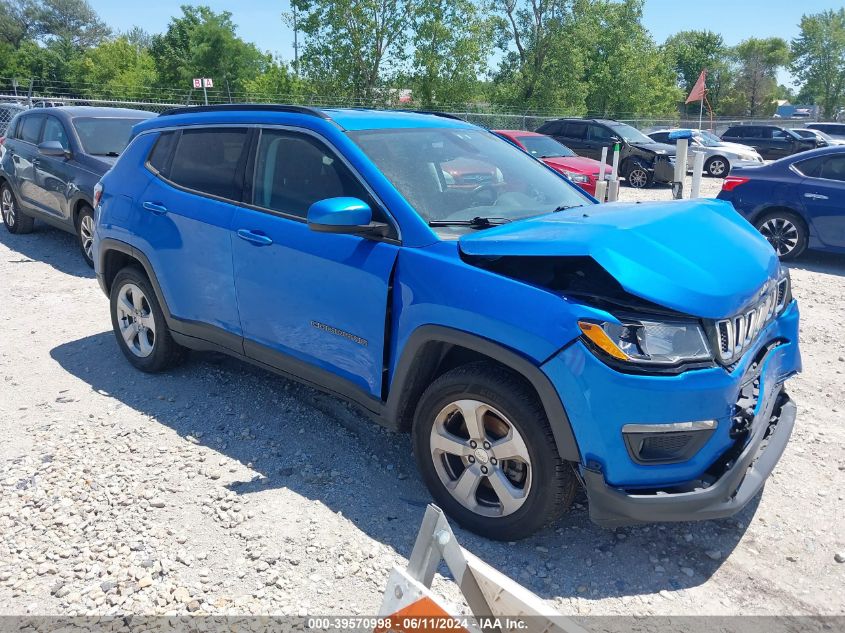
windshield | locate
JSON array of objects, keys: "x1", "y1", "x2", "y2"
[
  {"x1": 349, "y1": 128, "x2": 591, "y2": 227},
  {"x1": 72, "y1": 118, "x2": 146, "y2": 156},
  {"x1": 698, "y1": 130, "x2": 723, "y2": 145},
  {"x1": 517, "y1": 135, "x2": 575, "y2": 158},
  {"x1": 609, "y1": 122, "x2": 653, "y2": 144},
  {"x1": 691, "y1": 132, "x2": 720, "y2": 147}
]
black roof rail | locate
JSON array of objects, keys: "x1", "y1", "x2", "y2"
[
  {"x1": 406, "y1": 110, "x2": 466, "y2": 121},
  {"x1": 158, "y1": 103, "x2": 333, "y2": 120}
]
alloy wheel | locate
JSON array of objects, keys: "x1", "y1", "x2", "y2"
[
  {"x1": 79, "y1": 214, "x2": 95, "y2": 261},
  {"x1": 708, "y1": 159, "x2": 727, "y2": 177},
  {"x1": 429, "y1": 399, "x2": 531, "y2": 518},
  {"x1": 628, "y1": 168, "x2": 648, "y2": 188},
  {"x1": 1, "y1": 188, "x2": 15, "y2": 227},
  {"x1": 759, "y1": 217, "x2": 799, "y2": 257},
  {"x1": 116, "y1": 283, "x2": 156, "y2": 358}
]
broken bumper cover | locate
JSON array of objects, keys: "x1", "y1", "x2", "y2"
[{"x1": 582, "y1": 388, "x2": 796, "y2": 528}]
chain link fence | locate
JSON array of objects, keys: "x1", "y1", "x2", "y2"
[{"x1": 0, "y1": 76, "x2": 820, "y2": 134}]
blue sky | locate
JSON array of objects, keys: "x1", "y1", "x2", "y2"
[{"x1": 88, "y1": 0, "x2": 838, "y2": 86}]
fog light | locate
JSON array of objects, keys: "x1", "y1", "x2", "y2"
[{"x1": 622, "y1": 420, "x2": 716, "y2": 464}]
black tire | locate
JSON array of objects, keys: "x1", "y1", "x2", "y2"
[
  {"x1": 624, "y1": 163, "x2": 652, "y2": 189},
  {"x1": 76, "y1": 204, "x2": 95, "y2": 268},
  {"x1": 1, "y1": 183, "x2": 35, "y2": 234},
  {"x1": 704, "y1": 156, "x2": 730, "y2": 178},
  {"x1": 412, "y1": 362, "x2": 576, "y2": 540},
  {"x1": 110, "y1": 266, "x2": 186, "y2": 372},
  {"x1": 754, "y1": 210, "x2": 808, "y2": 260}
]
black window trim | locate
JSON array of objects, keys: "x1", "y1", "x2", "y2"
[{"x1": 141, "y1": 122, "x2": 402, "y2": 244}]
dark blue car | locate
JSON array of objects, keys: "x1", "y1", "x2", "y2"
[
  {"x1": 718, "y1": 146, "x2": 845, "y2": 259},
  {"x1": 0, "y1": 106, "x2": 155, "y2": 266},
  {"x1": 92, "y1": 105, "x2": 801, "y2": 539}
]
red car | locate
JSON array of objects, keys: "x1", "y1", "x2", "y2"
[{"x1": 493, "y1": 129, "x2": 613, "y2": 196}]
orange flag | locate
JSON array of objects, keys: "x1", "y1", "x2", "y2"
[{"x1": 685, "y1": 70, "x2": 707, "y2": 104}]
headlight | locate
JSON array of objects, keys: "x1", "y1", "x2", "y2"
[
  {"x1": 578, "y1": 317, "x2": 712, "y2": 366},
  {"x1": 560, "y1": 169, "x2": 590, "y2": 183}
]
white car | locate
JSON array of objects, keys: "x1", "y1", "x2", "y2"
[
  {"x1": 792, "y1": 128, "x2": 845, "y2": 146},
  {"x1": 648, "y1": 128, "x2": 764, "y2": 177}
]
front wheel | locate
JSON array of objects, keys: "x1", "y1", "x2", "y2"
[
  {"x1": 705, "y1": 156, "x2": 729, "y2": 178},
  {"x1": 412, "y1": 362, "x2": 576, "y2": 540},
  {"x1": 110, "y1": 267, "x2": 185, "y2": 372},
  {"x1": 624, "y1": 164, "x2": 652, "y2": 189},
  {"x1": 755, "y1": 211, "x2": 808, "y2": 260}
]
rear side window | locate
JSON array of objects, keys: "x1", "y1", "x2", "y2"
[
  {"x1": 536, "y1": 121, "x2": 561, "y2": 135},
  {"x1": 793, "y1": 156, "x2": 824, "y2": 177},
  {"x1": 563, "y1": 122, "x2": 588, "y2": 138},
  {"x1": 19, "y1": 115, "x2": 44, "y2": 144},
  {"x1": 252, "y1": 129, "x2": 376, "y2": 220},
  {"x1": 147, "y1": 131, "x2": 176, "y2": 176},
  {"x1": 168, "y1": 128, "x2": 249, "y2": 200},
  {"x1": 42, "y1": 117, "x2": 69, "y2": 150}
]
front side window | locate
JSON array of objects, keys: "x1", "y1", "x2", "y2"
[
  {"x1": 588, "y1": 124, "x2": 615, "y2": 142},
  {"x1": 72, "y1": 117, "x2": 149, "y2": 156},
  {"x1": 168, "y1": 128, "x2": 249, "y2": 200},
  {"x1": 252, "y1": 129, "x2": 376, "y2": 220},
  {"x1": 19, "y1": 115, "x2": 44, "y2": 144},
  {"x1": 518, "y1": 135, "x2": 575, "y2": 158},
  {"x1": 349, "y1": 127, "x2": 591, "y2": 228},
  {"x1": 42, "y1": 117, "x2": 69, "y2": 150}
]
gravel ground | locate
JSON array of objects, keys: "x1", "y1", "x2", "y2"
[{"x1": 1, "y1": 184, "x2": 844, "y2": 618}]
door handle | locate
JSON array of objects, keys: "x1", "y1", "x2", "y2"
[
  {"x1": 804, "y1": 193, "x2": 829, "y2": 200},
  {"x1": 237, "y1": 229, "x2": 273, "y2": 246},
  {"x1": 142, "y1": 201, "x2": 168, "y2": 215}
]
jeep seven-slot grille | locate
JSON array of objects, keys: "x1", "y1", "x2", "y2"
[{"x1": 713, "y1": 278, "x2": 788, "y2": 364}]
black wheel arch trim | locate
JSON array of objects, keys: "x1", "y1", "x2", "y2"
[{"x1": 385, "y1": 325, "x2": 581, "y2": 462}]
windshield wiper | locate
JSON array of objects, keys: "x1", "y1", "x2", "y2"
[
  {"x1": 552, "y1": 203, "x2": 585, "y2": 212},
  {"x1": 428, "y1": 216, "x2": 512, "y2": 228}
]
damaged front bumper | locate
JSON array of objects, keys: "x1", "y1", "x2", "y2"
[{"x1": 582, "y1": 388, "x2": 795, "y2": 528}]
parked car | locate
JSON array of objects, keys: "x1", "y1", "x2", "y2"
[
  {"x1": 535, "y1": 118, "x2": 675, "y2": 188},
  {"x1": 806, "y1": 122, "x2": 845, "y2": 141},
  {"x1": 93, "y1": 105, "x2": 800, "y2": 540},
  {"x1": 647, "y1": 128, "x2": 763, "y2": 177},
  {"x1": 718, "y1": 146, "x2": 845, "y2": 259},
  {"x1": 719, "y1": 125, "x2": 820, "y2": 160},
  {"x1": 792, "y1": 128, "x2": 845, "y2": 147},
  {"x1": 492, "y1": 129, "x2": 613, "y2": 196},
  {"x1": 0, "y1": 106, "x2": 156, "y2": 266}
]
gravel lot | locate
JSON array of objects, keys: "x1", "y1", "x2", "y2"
[{"x1": 1, "y1": 180, "x2": 844, "y2": 618}]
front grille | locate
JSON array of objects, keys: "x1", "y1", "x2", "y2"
[{"x1": 713, "y1": 278, "x2": 788, "y2": 364}]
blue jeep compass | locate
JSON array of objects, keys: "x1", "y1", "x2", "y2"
[{"x1": 93, "y1": 105, "x2": 801, "y2": 540}]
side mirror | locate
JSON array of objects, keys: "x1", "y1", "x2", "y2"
[
  {"x1": 306, "y1": 197, "x2": 389, "y2": 237},
  {"x1": 38, "y1": 140, "x2": 70, "y2": 159}
]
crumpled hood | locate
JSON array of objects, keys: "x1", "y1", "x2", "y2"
[
  {"x1": 632, "y1": 141, "x2": 676, "y2": 156},
  {"x1": 458, "y1": 199, "x2": 779, "y2": 319}
]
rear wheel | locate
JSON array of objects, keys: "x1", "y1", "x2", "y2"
[
  {"x1": 705, "y1": 156, "x2": 729, "y2": 177},
  {"x1": 76, "y1": 204, "x2": 95, "y2": 267},
  {"x1": 110, "y1": 267, "x2": 185, "y2": 372},
  {"x1": 755, "y1": 211, "x2": 808, "y2": 260},
  {"x1": 412, "y1": 362, "x2": 576, "y2": 540},
  {"x1": 1, "y1": 184, "x2": 35, "y2": 234}
]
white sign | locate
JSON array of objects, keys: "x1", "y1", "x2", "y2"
[
  {"x1": 192, "y1": 78, "x2": 201, "y2": 89},
  {"x1": 203, "y1": 78, "x2": 214, "y2": 88}
]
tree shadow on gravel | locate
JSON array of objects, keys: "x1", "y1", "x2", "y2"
[
  {"x1": 51, "y1": 332, "x2": 753, "y2": 602},
  {"x1": 785, "y1": 250, "x2": 845, "y2": 277},
  {"x1": 0, "y1": 219, "x2": 93, "y2": 279}
]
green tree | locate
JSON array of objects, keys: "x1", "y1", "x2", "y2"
[
  {"x1": 240, "y1": 57, "x2": 303, "y2": 101},
  {"x1": 791, "y1": 9, "x2": 845, "y2": 120},
  {"x1": 731, "y1": 37, "x2": 789, "y2": 117},
  {"x1": 70, "y1": 36, "x2": 157, "y2": 99},
  {"x1": 662, "y1": 29, "x2": 733, "y2": 113},
  {"x1": 491, "y1": 0, "x2": 587, "y2": 114},
  {"x1": 574, "y1": 0, "x2": 680, "y2": 118},
  {"x1": 409, "y1": 0, "x2": 493, "y2": 107},
  {"x1": 292, "y1": 0, "x2": 413, "y2": 104},
  {"x1": 149, "y1": 6, "x2": 269, "y2": 93},
  {"x1": 30, "y1": 0, "x2": 109, "y2": 47}
]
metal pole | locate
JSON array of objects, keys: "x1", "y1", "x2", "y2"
[
  {"x1": 699, "y1": 98, "x2": 704, "y2": 131},
  {"x1": 690, "y1": 152, "x2": 705, "y2": 199},
  {"x1": 202, "y1": 82, "x2": 208, "y2": 106},
  {"x1": 27, "y1": 78, "x2": 34, "y2": 107},
  {"x1": 673, "y1": 138, "x2": 689, "y2": 199}
]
